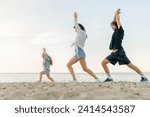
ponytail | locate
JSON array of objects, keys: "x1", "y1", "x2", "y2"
[{"x1": 49, "y1": 56, "x2": 53, "y2": 66}]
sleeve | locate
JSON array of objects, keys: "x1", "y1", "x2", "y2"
[
  {"x1": 118, "y1": 26, "x2": 124, "y2": 33},
  {"x1": 74, "y1": 20, "x2": 81, "y2": 33},
  {"x1": 71, "y1": 42, "x2": 75, "y2": 47},
  {"x1": 117, "y1": 26, "x2": 124, "y2": 39}
]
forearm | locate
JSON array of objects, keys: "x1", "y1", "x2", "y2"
[
  {"x1": 74, "y1": 12, "x2": 78, "y2": 23},
  {"x1": 71, "y1": 42, "x2": 77, "y2": 47},
  {"x1": 74, "y1": 15, "x2": 77, "y2": 21},
  {"x1": 114, "y1": 9, "x2": 121, "y2": 28},
  {"x1": 74, "y1": 13, "x2": 80, "y2": 31},
  {"x1": 74, "y1": 19, "x2": 78, "y2": 26},
  {"x1": 114, "y1": 13, "x2": 117, "y2": 21},
  {"x1": 115, "y1": 13, "x2": 120, "y2": 21}
]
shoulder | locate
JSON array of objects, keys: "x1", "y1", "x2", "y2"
[
  {"x1": 117, "y1": 26, "x2": 124, "y2": 32},
  {"x1": 119, "y1": 26, "x2": 124, "y2": 30}
]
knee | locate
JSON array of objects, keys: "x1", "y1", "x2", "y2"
[
  {"x1": 101, "y1": 59, "x2": 107, "y2": 66},
  {"x1": 39, "y1": 72, "x2": 42, "y2": 76},
  {"x1": 67, "y1": 63, "x2": 72, "y2": 68}
]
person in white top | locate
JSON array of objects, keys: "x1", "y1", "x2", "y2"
[{"x1": 67, "y1": 12, "x2": 100, "y2": 82}]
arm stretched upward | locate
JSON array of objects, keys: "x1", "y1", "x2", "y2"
[
  {"x1": 74, "y1": 12, "x2": 81, "y2": 32},
  {"x1": 114, "y1": 9, "x2": 121, "y2": 28},
  {"x1": 71, "y1": 12, "x2": 80, "y2": 47}
]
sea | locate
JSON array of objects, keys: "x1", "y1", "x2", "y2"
[{"x1": 0, "y1": 73, "x2": 150, "y2": 83}]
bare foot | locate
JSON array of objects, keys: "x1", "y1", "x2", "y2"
[
  {"x1": 50, "y1": 78, "x2": 54, "y2": 82},
  {"x1": 37, "y1": 80, "x2": 42, "y2": 83}
]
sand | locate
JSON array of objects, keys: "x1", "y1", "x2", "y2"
[{"x1": 0, "y1": 82, "x2": 150, "y2": 100}]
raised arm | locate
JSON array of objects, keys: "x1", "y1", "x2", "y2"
[
  {"x1": 74, "y1": 12, "x2": 80, "y2": 32},
  {"x1": 114, "y1": 9, "x2": 121, "y2": 28},
  {"x1": 43, "y1": 48, "x2": 46, "y2": 54}
]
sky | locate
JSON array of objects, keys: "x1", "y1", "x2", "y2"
[{"x1": 0, "y1": 0, "x2": 150, "y2": 73}]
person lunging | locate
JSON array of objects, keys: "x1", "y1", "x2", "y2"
[
  {"x1": 101, "y1": 9, "x2": 148, "y2": 82},
  {"x1": 67, "y1": 12, "x2": 100, "y2": 82},
  {"x1": 39, "y1": 48, "x2": 54, "y2": 82}
]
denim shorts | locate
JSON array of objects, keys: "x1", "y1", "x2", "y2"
[
  {"x1": 106, "y1": 49, "x2": 131, "y2": 65},
  {"x1": 75, "y1": 47, "x2": 86, "y2": 59}
]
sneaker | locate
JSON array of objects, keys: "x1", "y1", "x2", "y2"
[
  {"x1": 140, "y1": 77, "x2": 149, "y2": 82},
  {"x1": 104, "y1": 78, "x2": 113, "y2": 82}
]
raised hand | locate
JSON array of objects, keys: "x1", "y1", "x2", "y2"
[
  {"x1": 43, "y1": 48, "x2": 46, "y2": 54},
  {"x1": 114, "y1": 8, "x2": 121, "y2": 28},
  {"x1": 116, "y1": 9, "x2": 121, "y2": 14},
  {"x1": 74, "y1": 12, "x2": 78, "y2": 20}
]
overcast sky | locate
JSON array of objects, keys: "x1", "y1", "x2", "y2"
[{"x1": 0, "y1": 0, "x2": 150, "y2": 73}]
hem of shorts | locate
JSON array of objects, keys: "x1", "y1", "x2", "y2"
[
  {"x1": 42, "y1": 70, "x2": 50, "y2": 74},
  {"x1": 119, "y1": 62, "x2": 131, "y2": 65},
  {"x1": 75, "y1": 55, "x2": 85, "y2": 60}
]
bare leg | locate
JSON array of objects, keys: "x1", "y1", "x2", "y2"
[
  {"x1": 101, "y1": 59, "x2": 111, "y2": 75},
  {"x1": 46, "y1": 74, "x2": 54, "y2": 82},
  {"x1": 127, "y1": 63, "x2": 143, "y2": 76},
  {"x1": 79, "y1": 58, "x2": 98, "y2": 79},
  {"x1": 39, "y1": 72, "x2": 44, "y2": 82},
  {"x1": 67, "y1": 56, "x2": 79, "y2": 81}
]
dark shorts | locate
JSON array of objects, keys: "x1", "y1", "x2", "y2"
[{"x1": 106, "y1": 49, "x2": 131, "y2": 65}]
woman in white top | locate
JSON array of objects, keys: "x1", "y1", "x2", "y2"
[{"x1": 67, "y1": 12, "x2": 99, "y2": 82}]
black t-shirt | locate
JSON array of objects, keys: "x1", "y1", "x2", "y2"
[{"x1": 109, "y1": 26, "x2": 124, "y2": 50}]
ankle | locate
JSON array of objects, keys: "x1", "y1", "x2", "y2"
[
  {"x1": 140, "y1": 72, "x2": 145, "y2": 78},
  {"x1": 107, "y1": 74, "x2": 112, "y2": 79}
]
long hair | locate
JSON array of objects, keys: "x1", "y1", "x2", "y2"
[
  {"x1": 74, "y1": 23, "x2": 86, "y2": 32},
  {"x1": 78, "y1": 23, "x2": 86, "y2": 32},
  {"x1": 42, "y1": 53, "x2": 53, "y2": 66},
  {"x1": 74, "y1": 23, "x2": 88, "y2": 38},
  {"x1": 48, "y1": 55, "x2": 53, "y2": 66}
]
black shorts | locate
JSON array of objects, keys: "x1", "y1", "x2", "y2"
[{"x1": 106, "y1": 49, "x2": 131, "y2": 65}]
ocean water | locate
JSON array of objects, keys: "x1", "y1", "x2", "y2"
[{"x1": 0, "y1": 73, "x2": 150, "y2": 83}]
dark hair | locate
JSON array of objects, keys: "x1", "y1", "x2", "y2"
[
  {"x1": 74, "y1": 23, "x2": 86, "y2": 32},
  {"x1": 49, "y1": 56, "x2": 53, "y2": 66},
  {"x1": 111, "y1": 21, "x2": 118, "y2": 29}
]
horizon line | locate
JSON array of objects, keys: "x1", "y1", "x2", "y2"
[{"x1": 0, "y1": 72, "x2": 150, "y2": 74}]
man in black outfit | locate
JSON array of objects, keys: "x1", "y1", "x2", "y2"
[{"x1": 101, "y1": 9, "x2": 148, "y2": 82}]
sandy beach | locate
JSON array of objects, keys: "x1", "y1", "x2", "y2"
[{"x1": 0, "y1": 82, "x2": 150, "y2": 100}]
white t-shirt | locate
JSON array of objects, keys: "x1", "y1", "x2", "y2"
[{"x1": 71, "y1": 20, "x2": 87, "y2": 49}]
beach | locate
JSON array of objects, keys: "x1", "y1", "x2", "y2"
[{"x1": 0, "y1": 82, "x2": 150, "y2": 100}]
